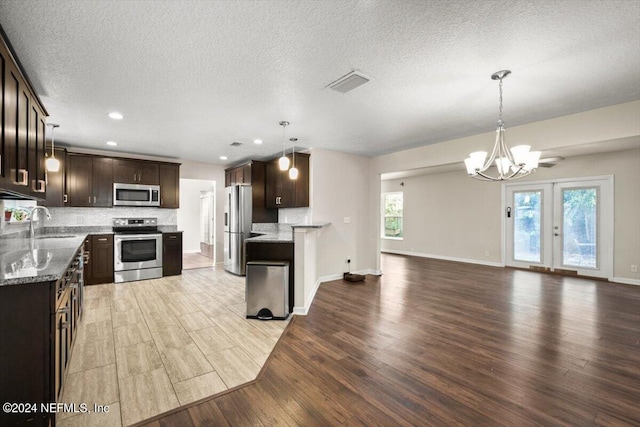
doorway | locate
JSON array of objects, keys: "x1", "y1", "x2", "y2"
[
  {"x1": 199, "y1": 191, "x2": 215, "y2": 258},
  {"x1": 504, "y1": 176, "x2": 613, "y2": 279},
  {"x1": 177, "y1": 179, "x2": 216, "y2": 270}
]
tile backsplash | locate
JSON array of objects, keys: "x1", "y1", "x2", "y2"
[
  {"x1": 45, "y1": 207, "x2": 177, "y2": 227},
  {"x1": 278, "y1": 207, "x2": 311, "y2": 225},
  {"x1": 1, "y1": 205, "x2": 177, "y2": 237}
]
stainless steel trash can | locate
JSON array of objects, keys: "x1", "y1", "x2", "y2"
[{"x1": 246, "y1": 261, "x2": 289, "y2": 320}]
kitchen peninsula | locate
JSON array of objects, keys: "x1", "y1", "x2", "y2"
[{"x1": 246, "y1": 222, "x2": 330, "y2": 315}]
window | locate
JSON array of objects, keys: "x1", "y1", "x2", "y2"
[{"x1": 382, "y1": 192, "x2": 403, "y2": 239}]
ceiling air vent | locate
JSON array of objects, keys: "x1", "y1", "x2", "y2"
[
  {"x1": 230, "y1": 141, "x2": 242, "y2": 147},
  {"x1": 327, "y1": 70, "x2": 370, "y2": 93}
]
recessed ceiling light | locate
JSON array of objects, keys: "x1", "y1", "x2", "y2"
[
  {"x1": 108, "y1": 112, "x2": 123, "y2": 120},
  {"x1": 253, "y1": 139, "x2": 263, "y2": 145},
  {"x1": 220, "y1": 156, "x2": 228, "y2": 160},
  {"x1": 106, "y1": 141, "x2": 118, "y2": 146}
]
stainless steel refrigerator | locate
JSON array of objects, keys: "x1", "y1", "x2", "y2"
[{"x1": 224, "y1": 184, "x2": 252, "y2": 275}]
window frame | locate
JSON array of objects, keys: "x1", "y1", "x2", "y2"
[{"x1": 381, "y1": 191, "x2": 404, "y2": 240}]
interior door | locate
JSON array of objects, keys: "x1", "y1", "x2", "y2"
[{"x1": 505, "y1": 177, "x2": 613, "y2": 279}]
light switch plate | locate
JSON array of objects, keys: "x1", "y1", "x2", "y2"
[{"x1": 343, "y1": 217, "x2": 351, "y2": 224}]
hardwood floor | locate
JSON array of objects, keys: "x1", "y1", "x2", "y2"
[{"x1": 141, "y1": 254, "x2": 640, "y2": 426}]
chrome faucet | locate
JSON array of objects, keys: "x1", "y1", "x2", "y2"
[{"x1": 29, "y1": 206, "x2": 51, "y2": 239}]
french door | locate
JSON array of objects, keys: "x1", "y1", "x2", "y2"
[{"x1": 505, "y1": 177, "x2": 613, "y2": 279}]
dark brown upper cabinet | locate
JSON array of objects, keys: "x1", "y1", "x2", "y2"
[
  {"x1": 66, "y1": 154, "x2": 113, "y2": 207},
  {"x1": 225, "y1": 161, "x2": 278, "y2": 223},
  {"x1": 265, "y1": 153, "x2": 310, "y2": 209},
  {"x1": 113, "y1": 158, "x2": 159, "y2": 185},
  {"x1": 159, "y1": 163, "x2": 180, "y2": 208},
  {"x1": 0, "y1": 28, "x2": 48, "y2": 200},
  {"x1": 224, "y1": 164, "x2": 251, "y2": 187}
]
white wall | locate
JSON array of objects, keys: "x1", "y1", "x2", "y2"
[
  {"x1": 380, "y1": 148, "x2": 640, "y2": 282},
  {"x1": 310, "y1": 149, "x2": 377, "y2": 277},
  {"x1": 177, "y1": 179, "x2": 215, "y2": 253},
  {"x1": 178, "y1": 160, "x2": 226, "y2": 264},
  {"x1": 381, "y1": 170, "x2": 503, "y2": 265},
  {"x1": 374, "y1": 101, "x2": 640, "y2": 283}
]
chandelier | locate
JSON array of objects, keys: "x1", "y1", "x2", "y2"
[{"x1": 464, "y1": 70, "x2": 540, "y2": 181}]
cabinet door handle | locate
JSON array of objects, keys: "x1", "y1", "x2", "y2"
[
  {"x1": 17, "y1": 169, "x2": 28, "y2": 186},
  {"x1": 89, "y1": 196, "x2": 91, "y2": 205},
  {"x1": 35, "y1": 179, "x2": 46, "y2": 193},
  {"x1": 169, "y1": 235, "x2": 177, "y2": 239},
  {"x1": 97, "y1": 238, "x2": 108, "y2": 242},
  {"x1": 63, "y1": 194, "x2": 68, "y2": 203},
  {"x1": 93, "y1": 196, "x2": 97, "y2": 204}
]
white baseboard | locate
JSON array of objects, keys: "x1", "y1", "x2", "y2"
[
  {"x1": 183, "y1": 249, "x2": 201, "y2": 254},
  {"x1": 612, "y1": 277, "x2": 640, "y2": 286},
  {"x1": 382, "y1": 249, "x2": 503, "y2": 268}
]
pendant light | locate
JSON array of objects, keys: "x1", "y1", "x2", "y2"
[
  {"x1": 288, "y1": 137, "x2": 298, "y2": 180},
  {"x1": 278, "y1": 121, "x2": 290, "y2": 171},
  {"x1": 45, "y1": 123, "x2": 60, "y2": 172},
  {"x1": 464, "y1": 70, "x2": 541, "y2": 181}
]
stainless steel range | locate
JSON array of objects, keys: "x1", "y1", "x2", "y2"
[{"x1": 113, "y1": 217, "x2": 163, "y2": 283}]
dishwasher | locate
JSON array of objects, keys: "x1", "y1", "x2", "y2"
[{"x1": 245, "y1": 261, "x2": 289, "y2": 320}]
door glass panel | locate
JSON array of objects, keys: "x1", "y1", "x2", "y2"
[
  {"x1": 562, "y1": 188, "x2": 597, "y2": 269},
  {"x1": 513, "y1": 191, "x2": 542, "y2": 263}
]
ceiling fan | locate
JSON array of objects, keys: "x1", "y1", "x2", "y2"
[{"x1": 537, "y1": 156, "x2": 565, "y2": 168}]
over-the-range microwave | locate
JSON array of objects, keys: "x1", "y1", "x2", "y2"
[{"x1": 113, "y1": 183, "x2": 160, "y2": 207}]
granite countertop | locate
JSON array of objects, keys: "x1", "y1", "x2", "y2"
[
  {"x1": 0, "y1": 232, "x2": 87, "y2": 286},
  {"x1": 291, "y1": 222, "x2": 330, "y2": 229},
  {"x1": 0, "y1": 226, "x2": 182, "y2": 287},
  {"x1": 244, "y1": 231, "x2": 294, "y2": 243},
  {"x1": 246, "y1": 223, "x2": 330, "y2": 243}
]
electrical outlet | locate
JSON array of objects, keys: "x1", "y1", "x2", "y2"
[{"x1": 632, "y1": 265, "x2": 638, "y2": 273}]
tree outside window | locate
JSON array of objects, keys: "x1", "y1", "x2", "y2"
[{"x1": 383, "y1": 192, "x2": 403, "y2": 238}]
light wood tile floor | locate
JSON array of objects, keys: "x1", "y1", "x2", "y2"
[
  {"x1": 182, "y1": 253, "x2": 214, "y2": 270},
  {"x1": 57, "y1": 268, "x2": 289, "y2": 427}
]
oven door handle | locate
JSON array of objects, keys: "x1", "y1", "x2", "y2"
[{"x1": 115, "y1": 234, "x2": 162, "y2": 241}]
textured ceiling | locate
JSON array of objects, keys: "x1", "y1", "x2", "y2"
[{"x1": 0, "y1": 0, "x2": 639, "y2": 165}]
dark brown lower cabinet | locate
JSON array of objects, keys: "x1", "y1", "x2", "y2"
[
  {"x1": 0, "y1": 246, "x2": 83, "y2": 427},
  {"x1": 245, "y1": 241, "x2": 294, "y2": 313},
  {"x1": 84, "y1": 234, "x2": 114, "y2": 285},
  {"x1": 163, "y1": 232, "x2": 183, "y2": 276}
]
